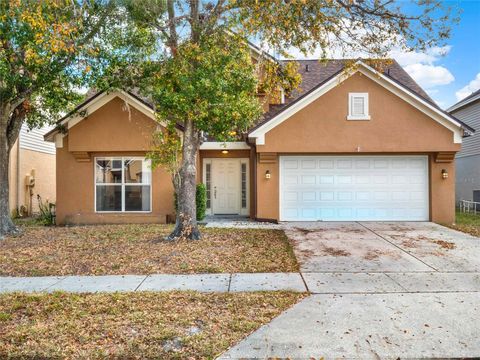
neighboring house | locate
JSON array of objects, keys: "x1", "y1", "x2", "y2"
[
  {"x1": 45, "y1": 55, "x2": 473, "y2": 225},
  {"x1": 8, "y1": 124, "x2": 56, "y2": 215},
  {"x1": 448, "y1": 89, "x2": 480, "y2": 204}
]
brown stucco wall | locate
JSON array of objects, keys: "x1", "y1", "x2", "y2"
[
  {"x1": 19, "y1": 148, "x2": 56, "y2": 213},
  {"x1": 255, "y1": 73, "x2": 460, "y2": 224},
  {"x1": 430, "y1": 158, "x2": 456, "y2": 224},
  {"x1": 56, "y1": 97, "x2": 174, "y2": 225},
  {"x1": 68, "y1": 97, "x2": 159, "y2": 152},
  {"x1": 257, "y1": 73, "x2": 460, "y2": 154},
  {"x1": 8, "y1": 140, "x2": 56, "y2": 215}
]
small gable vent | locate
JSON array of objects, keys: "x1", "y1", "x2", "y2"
[
  {"x1": 347, "y1": 93, "x2": 370, "y2": 121},
  {"x1": 352, "y1": 96, "x2": 365, "y2": 116}
]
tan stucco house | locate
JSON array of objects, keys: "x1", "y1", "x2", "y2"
[
  {"x1": 9, "y1": 124, "x2": 56, "y2": 216},
  {"x1": 45, "y1": 58, "x2": 474, "y2": 226}
]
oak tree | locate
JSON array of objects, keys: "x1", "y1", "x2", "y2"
[{"x1": 0, "y1": 0, "x2": 116, "y2": 237}]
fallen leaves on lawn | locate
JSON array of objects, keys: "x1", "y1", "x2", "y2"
[
  {"x1": 0, "y1": 225, "x2": 299, "y2": 276},
  {"x1": 0, "y1": 291, "x2": 305, "y2": 359}
]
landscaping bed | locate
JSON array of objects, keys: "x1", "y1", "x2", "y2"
[
  {"x1": 0, "y1": 291, "x2": 304, "y2": 359},
  {"x1": 0, "y1": 224, "x2": 298, "y2": 276},
  {"x1": 448, "y1": 211, "x2": 480, "y2": 237}
]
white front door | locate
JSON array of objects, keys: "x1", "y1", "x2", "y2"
[
  {"x1": 212, "y1": 159, "x2": 241, "y2": 214},
  {"x1": 280, "y1": 155, "x2": 429, "y2": 221}
]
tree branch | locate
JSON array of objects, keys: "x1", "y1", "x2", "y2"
[{"x1": 167, "y1": 0, "x2": 179, "y2": 54}]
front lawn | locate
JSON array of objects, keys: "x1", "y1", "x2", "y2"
[
  {"x1": 0, "y1": 291, "x2": 304, "y2": 359},
  {"x1": 449, "y1": 211, "x2": 480, "y2": 237},
  {"x1": 0, "y1": 224, "x2": 298, "y2": 276}
]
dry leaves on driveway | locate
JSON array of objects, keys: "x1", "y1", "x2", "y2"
[
  {"x1": 0, "y1": 225, "x2": 299, "y2": 276},
  {"x1": 0, "y1": 291, "x2": 305, "y2": 359}
]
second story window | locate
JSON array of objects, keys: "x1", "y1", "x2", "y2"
[{"x1": 348, "y1": 93, "x2": 370, "y2": 120}]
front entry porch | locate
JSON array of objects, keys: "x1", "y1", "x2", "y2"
[{"x1": 202, "y1": 157, "x2": 250, "y2": 216}]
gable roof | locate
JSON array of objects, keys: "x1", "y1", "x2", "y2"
[
  {"x1": 249, "y1": 59, "x2": 474, "y2": 145},
  {"x1": 253, "y1": 59, "x2": 435, "y2": 129},
  {"x1": 44, "y1": 90, "x2": 160, "y2": 143},
  {"x1": 448, "y1": 89, "x2": 480, "y2": 113}
]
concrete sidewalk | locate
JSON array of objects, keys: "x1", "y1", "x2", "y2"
[
  {"x1": 219, "y1": 292, "x2": 480, "y2": 359},
  {"x1": 0, "y1": 273, "x2": 306, "y2": 293},
  {"x1": 2, "y1": 271, "x2": 480, "y2": 293}
]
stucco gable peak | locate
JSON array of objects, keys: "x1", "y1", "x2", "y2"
[
  {"x1": 248, "y1": 61, "x2": 468, "y2": 145},
  {"x1": 44, "y1": 90, "x2": 163, "y2": 145}
]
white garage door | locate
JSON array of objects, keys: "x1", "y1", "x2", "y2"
[{"x1": 280, "y1": 155, "x2": 429, "y2": 221}]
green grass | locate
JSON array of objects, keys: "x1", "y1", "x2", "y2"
[
  {"x1": 455, "y1": 211, "x2": 480, "y2": 226},
  {"x1": 447, "y1": 211, "x2": 480, "y2": 237}
]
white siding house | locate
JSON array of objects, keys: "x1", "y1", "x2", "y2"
[
  {"x1": 9, "y1": 124, "x2": 56, "y2": 215},
  {"x1": 449, "y1": 90, "x2": 480, "y2": 203}
]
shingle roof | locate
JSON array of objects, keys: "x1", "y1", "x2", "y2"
[
  {"x1": 449, "y1": 88, "x2": 480, "y2": 112},
  {"x1": 459, "y1": 88, "x2": 480, "y2": 104}
]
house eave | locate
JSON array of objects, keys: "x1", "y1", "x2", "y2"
[{"x1": 448, "y1": 93, "x2": 480, "y2": 113}]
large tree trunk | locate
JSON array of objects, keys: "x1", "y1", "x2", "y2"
[
  {"x1": 167, "y1": 118, "x2": 201, "y2": 240},
  {"x1": 0, "y1": 124, "x2": 18, "y2": 238}
]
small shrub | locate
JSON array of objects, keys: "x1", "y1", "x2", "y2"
[
  {"x1": 173, "y1": 183, "x2": 207, "y2": 221},
  {"x1": 196, "y1": 183, "x2": 207, "y2": 221},
  {"x1": 37, "y1": 195, "x2": 55, "y2": 226}
]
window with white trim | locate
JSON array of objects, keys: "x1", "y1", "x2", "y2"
[
  {"x1": 241, "y1": 163, "x2": 247, "y2": 209},
  {"x1": 95, "y1": 157, "x2": 151, "y2": 212},
  {"x1": 347, "y1": 93, "x2": 370, "y2": 120},
  {"x1": 205, "y1": 163, "x2": 211, "y2": 209}
]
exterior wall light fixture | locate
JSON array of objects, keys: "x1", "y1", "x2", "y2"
[
  {"x1": 442, "y1": 169, "x2": 448, "y2": 179},
  {"x1": 265, "y1": 170, "x2": 271, "y2": 179},
  {"x1": 221, "y1": 150, "x2": 229, "y2": 154}
]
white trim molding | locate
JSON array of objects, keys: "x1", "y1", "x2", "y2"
[
  {"x1": 94, "y1": 156, "x2": 152, "y2": 213},
  {"x1": 45, "y1": 91, "x2": 161, "y2": 147},
  {"x1": 249, "y1": 61, "x2": 465, "y2": 145},
  {"x1": 200, "y1": 141, "x2": 250, "y2": 150},
  {"x1": 448, "y1": 92, "x2": 480, "y2": 113}
]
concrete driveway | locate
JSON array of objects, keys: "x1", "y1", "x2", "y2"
[
  {"x1": 286, "y1": 221, "x2": 480, "y2": 273},
  {"x1": 220, "y1": 222, "x2": 480, "y2": 359}
]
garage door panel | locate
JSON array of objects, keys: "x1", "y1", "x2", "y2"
[{"x1": 280, "y1": 155, "x2": 429, "y2": 221}]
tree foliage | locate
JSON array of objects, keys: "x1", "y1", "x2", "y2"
[
  {"x1": 0, "y1": 0, "x2": 117, "y2": 236},
  {"x1": 145, "y1": 33, "x2": 262, "y2": 142}
]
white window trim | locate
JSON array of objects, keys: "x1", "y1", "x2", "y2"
[
  {"x1": 240, "y1": 159, "x2": 250, "y2": 216},
  {"x1": 94, "y1": 156, "x2": 152, "y2": 213},
  {"x1": 347, "y1": 92, "x2": 371, "y2": 120},
  {"x1": 204, "y1": 160, "x2": 212, "y2": 215}
]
